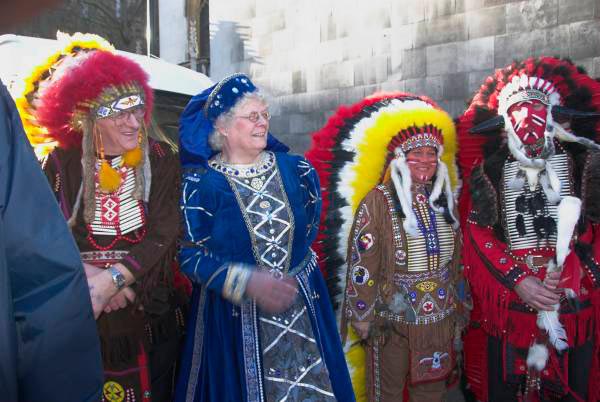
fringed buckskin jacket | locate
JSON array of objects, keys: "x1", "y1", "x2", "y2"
[
  {"x1": 42, "y1": 140, "x2": 188, "y2": 399},
  {"x1": 341, "y1": 181, "x2": 464, "y2": 385}
]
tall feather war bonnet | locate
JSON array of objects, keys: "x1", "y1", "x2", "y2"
[{"x1": 18, "y1": 32, "x2": 154, "y2": 226}]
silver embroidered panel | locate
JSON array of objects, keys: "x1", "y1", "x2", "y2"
[
  {"x1": 227, "y1": 166, "x2": 294, "y2": 275},
  {"x1": 503, "y1": 153, "x2": 573, "y2": 250},
  {"x1": 227, "y1": 163, "x2": 334, "y2": 401},
  {"x1": 259, "y1": 297, "x2": 335, "y2": 402}
]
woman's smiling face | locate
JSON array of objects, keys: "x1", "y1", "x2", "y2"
[
  {"x1": 222, "y1": 98, "x2": 270, "y2": 159},
  {"x1": 406, "y1": 146, "x2": 438, "y2": 184}
]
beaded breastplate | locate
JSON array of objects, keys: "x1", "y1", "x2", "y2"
[
  {"x1": 89, "y1": 156, "x2": 145, "y2": 236},
  {"x1": 502, "y1": 153, "x2": 573, "y2": 250}
]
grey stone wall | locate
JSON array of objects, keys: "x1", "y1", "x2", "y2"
[{"x1": 210, "y1": 0, "x2": 600, "y2": 152}]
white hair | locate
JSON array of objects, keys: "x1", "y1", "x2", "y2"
[{"x1": 208, "y1": 91, "x2": 267, "y2": 151}]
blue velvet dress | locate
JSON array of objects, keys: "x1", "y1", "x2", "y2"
[{"x1": 175, "y1": 151, "x2": 355, "y2": 402}]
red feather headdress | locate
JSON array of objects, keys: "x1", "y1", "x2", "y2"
[{"x1": 36, "y1": 50, "x2": 153, "y2": 150}]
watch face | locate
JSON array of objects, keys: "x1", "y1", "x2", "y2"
[{"x1": 111, "y1": 267, "x2": 126, "y2": 289}]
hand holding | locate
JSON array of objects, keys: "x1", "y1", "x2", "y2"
[
  {"x1": 83, "y1": 262, "x2": 103, "y2": 279},
  {"x1": 245, "y1": 271, "x2": 298, "y2": 314},
  {"x1": 104, "y1": 287, "x2": 137, "y2": 314},
  {"x1": 351, "y1": 321, "x2": 371, "y2": 340},
  {"x1": 543, "y1": 271, "x2": 561, "y2": 291},
  {"x1": 515, "y1": 276, "x2": 561, "y2": 311},
  {"x1": 87, "y1": 270, "x2": 119, "y2": 319}
]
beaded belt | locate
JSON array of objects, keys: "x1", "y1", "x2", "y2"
[
  {"x1": 80, "y1": 249, "x2": 129, "y2": 267},
  {"x1": 378, "y1": 308, "x2": 454, "y2": 325}
]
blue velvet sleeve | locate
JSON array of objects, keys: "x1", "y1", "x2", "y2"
[
  {"x1": 180, "y1": 170, "x2": 229, "y2": 292},
  {"x1": 298, "y1": 157, "x2": 322, "y2": 246}
]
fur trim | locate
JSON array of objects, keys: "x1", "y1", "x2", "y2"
[
  {"x1": 390, "y1": 151, "x2": 419, "y2": 236},
  {"x1": 526, "y1": 343, "x2": 549, "y2": 371},
  {"x1": 98, "y1": 160, "x2": 122, "y2": 193},
  {"x1": 429, "y1": 159, "x2": 459, "y2": 229},
  {"x1": 468, "y1": 165, "x2": 498, "y2": 227}
]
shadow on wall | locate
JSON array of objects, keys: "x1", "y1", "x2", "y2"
[
  {"x1": 209, "y1": 20, "x2": 308, "y2": 152},
  {"x1": 209, "y1": 20, "x2": 263, "y2": 79}
]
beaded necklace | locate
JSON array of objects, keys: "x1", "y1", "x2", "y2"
[
  {"x1": 412, "y1": 186, "x2": 440, "y2": 270},
  {"x1": 209, "y1": 151, "x2": 275, "y2": 178}
]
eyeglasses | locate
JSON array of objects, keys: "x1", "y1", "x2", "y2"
[
  {"x1": 235, "y1": 110, "x2": 271, "y2": 123},
  {"x1": 109, "y1": 107, "x2": 146, "y2": 125}
]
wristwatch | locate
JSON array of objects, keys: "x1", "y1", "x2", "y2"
[{"x1": 109, "y1": 266, "x2": 126, "y2": 291}]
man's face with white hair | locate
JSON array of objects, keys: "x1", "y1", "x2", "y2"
[{"x1": 507, "y1": 99, "x2": 548, "y2": 157}]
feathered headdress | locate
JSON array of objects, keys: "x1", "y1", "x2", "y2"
[
  {"x1": 457, "y1": 56, "x2": 600, "y2": 223},
  {"x1": 306, "y1": 92, "x2": 458, "y2": 402},
  {"x1": 21, "y1": 33, "x2": 154, "y2": 225}
]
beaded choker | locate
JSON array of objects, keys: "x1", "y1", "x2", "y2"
[{"x1": 209, "y1": 151, "x2": 275, "y2": 178}]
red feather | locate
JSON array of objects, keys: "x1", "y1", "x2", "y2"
[{"x1": 36, "y1": 51, "x2": 153, "y2": 149}]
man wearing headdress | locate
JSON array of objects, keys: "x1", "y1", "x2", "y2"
[
  {"x1": 18, "y1": 34, "x2": 188, "y2": 402},
  {"x1": 458, "y1": 57, "x2": 600, "y2": 401},
  {"x1": 306, "y1": 93, "x2": 468, "y2": 402}
]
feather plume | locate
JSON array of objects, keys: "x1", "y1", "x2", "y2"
[
  {"x1": 556, "y1": 196, "x2": 581, "y2": 268},
  {"x1": 536, "y1": 308, "x2": 568, "y2": 352}
]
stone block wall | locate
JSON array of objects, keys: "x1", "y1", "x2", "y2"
[{"x1": 210, "y1": 0, "x2": 600, "y2": 152}]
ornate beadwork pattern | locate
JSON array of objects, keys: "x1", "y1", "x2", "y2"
[
  {"x1": 223, "y1": 163, "x2": 295, "y2": 276},
  {"x1": 209, "y1": 151, "x2": 275, "y2": 179},
  {"x1": 375, "y1": 184, "x2": 404, "y2": 262},
  {"x1": 502, "y1": 152, "x2": 574, "y2": 250},
  {"x1": 89, "y1": 156, "x2": 145, "y2": 236},
  {"x1": 345, "y1": 201, "x2": 378, "y2": 321},
  {"x1": 241, "y1": 300, "x2": 264, "y2": 402},
  {"x1": 388, "y1": 264, "x2": 456, "y2": 325},
  {"x1": 372, "y1": 337, "x2": 382, "y2": 402},
  {"x1": 406, "y1": 211, "x2": 454, "y2": 273},
  {"x1": 80, "y1": 249, "x2": 129, "y2": 265}
]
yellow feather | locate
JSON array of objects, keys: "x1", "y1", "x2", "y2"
[
  {"x1": 98, "y1": 160, "x2": 122, "y2": 193},
  {"x1": 350, "y1": 107, "x2": 457, "y2": 213},
  {"x1": 123, "y1": 146, "x2": 143, "y2": 167},
  {"x1": 16, "y1": 33, "x2": 115, "y2": 158}
]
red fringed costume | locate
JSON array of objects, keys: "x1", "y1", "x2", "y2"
[{"x1": 458, "y1": 57, "x2": 600, "y2": 401}]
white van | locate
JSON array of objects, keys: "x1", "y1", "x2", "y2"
[{"x1": 0, "y1": 34, "x2": 212, "y2": 148}]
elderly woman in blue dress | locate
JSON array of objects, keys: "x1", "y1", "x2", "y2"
[{"x1": 175, "y1": 73, "x2": 355, "y2": 402}]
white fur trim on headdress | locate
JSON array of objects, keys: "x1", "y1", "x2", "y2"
[
  {"x1": 391, "y1": 149, "x2": 419, "y2": 237},
  {"x1": 428, "y1": 151, "x2": 459, "y2": 229}
]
